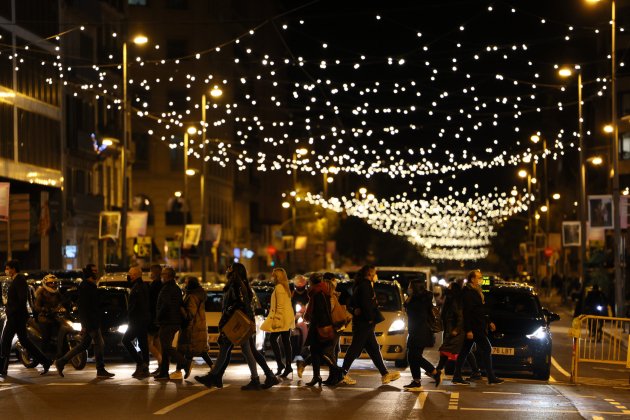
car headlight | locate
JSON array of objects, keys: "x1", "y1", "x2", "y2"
[
  {"x1": 388, "y1": 319, "x2": 406, "y2": 333},
  {"x1": 295, "y1": 304, "x2": 302, "y2": 313},
  {"x1": 117, "y1": 324, "x2": 128, "y2": 334},
  {"x1": 526, "y1": 326, "x2": 547, "y2": 340},
  {"x1": 71, "y1": 322, "x2": 82, "y2": 331}
]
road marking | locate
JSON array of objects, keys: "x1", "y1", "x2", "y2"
[
  {"x1": 448, "y1": 392, "x2": 459, "y2": 410},
  {"x1": 153, "y1": 385, "x2": 229, "y2": 415},
  {"x1": 459, "y1": 408, "x2": 630, "y2": 415},
  {"x1": 602, "y1": 398, "x2": 630, "y2": 415},
  {"x1": 551, "y1": 357, "x2": 571, "y2": 377},
  {"x1": 0, "y1": 385, "x2": 22, "y2": 393},
  {"x1": 413, "y1": 392, "x2": 428, "y2": 410},
  {"x1": 592, "y1": 416, "x2": 604, "y2": 420},
  {"x1": 549, "y1": 375, "x2": 556, "y2": 383},
  {"x1": 47, "y1": 382, "x2": 87, "y2": 386},
  {"x1": 482, "y1": 391, "x2": 521, "y2": 395}
]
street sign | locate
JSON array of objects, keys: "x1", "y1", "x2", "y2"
[{"x1": 544, "y1": 247, "x2": 553, "y2": 258}]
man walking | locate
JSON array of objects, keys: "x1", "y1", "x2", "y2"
[
  {"x1": 451, "y1": 269, "x2": 503, "y2": 385},
  {"x1": 0, "y1": 260, "x2": 52, "y2": 376},
  {"x1": 122, "y1": 266, "x2": 150, "y2": 378},
  {"x1": 155, "y1": 266, "x2": 190, "y2": 380},
  {"x1": 55, "y1": 264, "x2": 114, "y2": 379}
]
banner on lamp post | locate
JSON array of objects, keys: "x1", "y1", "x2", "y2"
[
  {"x1": 562, "y1": 221, "x2": 580, "y2": 247},
  {"x1": 0, "y1": 183, "x2": 9, "y2": 222}
]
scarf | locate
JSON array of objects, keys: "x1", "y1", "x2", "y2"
[{"x1": 466, "y1": 282, "x2": 484, "y2": 304}]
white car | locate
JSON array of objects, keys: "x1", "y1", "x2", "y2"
[{"x1": 336, "y1": 280, "x2": 409, "y2": 367}]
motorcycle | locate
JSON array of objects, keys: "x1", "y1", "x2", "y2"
[{"x1": 16, "y1": 310, "x2": 87, "y2": 370}]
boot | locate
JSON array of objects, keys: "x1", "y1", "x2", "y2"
[
  {"x1": 133, "y1": 363, "x2": 150, "y2": 379},
  {"x1": 241, "y1": 377, "x2": 261, "y2": 391},
  {"x1": 0, "y1": 357, "x2": 8, "y2": 376},
  {"x1": 262, "y1": 374, "x2": 280, "y2": 389},
  {"x1": 275, "y1": 361, "x2": 285, "y2": 376},
  {"x1": 96, "y1": 368, "x2": 115, "y2": 378}
]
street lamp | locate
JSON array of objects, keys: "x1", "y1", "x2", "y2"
[
  {"x1": 200, "y1": 86, "x2": 223, "y2": 282},
  {"x1": 183, "y1": 126, "x2": 197, "y2": 205},
  {"x1": 121, "y1": 34, "x2": 148, "y2": 269},
  {"x1": 586, "y1": 0, "x2": 623, "y2": 320},
  {"x1": 559, "y1": 65, "x2": 587, "y2": 286}
]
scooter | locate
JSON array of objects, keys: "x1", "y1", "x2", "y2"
[{"x1": 16, "y1": 310, "x2": 87, "y2": 370}]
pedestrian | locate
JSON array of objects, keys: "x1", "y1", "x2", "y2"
[
  {"x1": 403, "y1": 279, "x2": 441, "y2": 389},
  {"x1": 333, "y1": 265, "x2": 400, "y2": 386},
  {"x1": 122, "y1": 266, "x2": 151, "y2": 378},
  {"x1": 292, "y1": 274, "x2": 311, "y2": 378},
  {"x1": 451, "y1": 269, "x2": 503, "y2": 385},
  {"x1": 0, "y1": 260, "x2": 52, "y2": 376},
  {"x1": 34, "y1": 274, "x2": 66, "y2": 358},
  {"x1": 147, "y1": 264, "x2": 163, "y2": 375},
  {"x1": 435, "y1": 281, "x2": 482, "y2": 381},
  {"x1": 175, "y1": 276, "x2": 214, "y2": 372},
  {"x1": 154, "y1": 266, "x2": 191, "y2": 380},
  {"x1": 260, "y1": 268, "x2": 295, "y2": 377},
  {"x1": 303, "y1": 273, "x2": 343, "y2": 387},
  {"x1": 194, "y1": 263, "x2": 277, "y2": 390},
  {"x1": 55, "y1": 264, "x2": 114, "y2": 379}
]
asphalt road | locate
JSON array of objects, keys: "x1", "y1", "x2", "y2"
[{"x1": 1, "y1": 296, "x2": 629, "y2": 419}]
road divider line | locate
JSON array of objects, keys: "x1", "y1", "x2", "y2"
[
  {"x1": 458, "y1": 408, "x2": 627, "y2": 415},
  {"x1": 549, "y1": 375, "x2": 556, "y2": 383},
  {"x1": 413, "y1": 392, "x2": 427, "y2": 410},
  {"x1": 47, "y1": 383, "x2": 87, "y2": 386},
  {"x1": 0, "y1": 385, "x2": 23, "y2": 393},
  {"x1": 551, "y1": 357, "x2": 571, "y2": 377},
  {"x1": 482, "y1": 391, "x2": 521, "y2": 395},
  {"x1": 153, "y1": 385, "x2": 228, "y2": 415}
]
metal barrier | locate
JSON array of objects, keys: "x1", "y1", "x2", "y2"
[{"x1": 569, "y1": 314, "x2": 630, "y2": 384}]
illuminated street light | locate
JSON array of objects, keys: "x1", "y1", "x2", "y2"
[
  {"x1": 518, "y1": 169, "x2": 528, "y2": 178},
  {"x1": 530, "y1": 134, "x2": 541, "y2": 144},
  {"x1": 552, "y1": 193, "x2": 561, "y2": 200},
  {"x1": 282, "y1": 201, "x2": 291, "y2": 209},
  {"x1": 187, "y1": 126, "x2": 197, "y2": 135},
  {"x1": 185, "y1": 169, "x2": 197, "y2": 176},
  {"x1": 210, "y1": 85, "x2": 223, "y2": 98},
  {"x1": 133, "y1": 35, "x2": 148, "y2": 45},
  {"x1": 603, "y1": 124, "x2": 614, "y2": 133},
  {"x1": 590, "y1": 156, "x2": 603, "y2": 166},
  {"x1": 174, "y1": 191, "x2": 182, "y2": 198},
  {"x1": 540, "y1": 205, "x2": 548, "y2": 213},
  {"x1": 558, "y1": 67, "x2": 573, "y2": 78},
  {"x1": 359, "y1": 187, "x2": 368, "y2": 195},
  {"x1": 296, "y1": 148, "x2": 309, "y2": 156}
]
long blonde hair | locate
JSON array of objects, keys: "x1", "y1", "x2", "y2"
[{"x1": 272, "y1": 268, "x2": 291, "y2": 295}]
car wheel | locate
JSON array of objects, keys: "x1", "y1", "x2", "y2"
[
  {"x1": 533, "y1": 364, "x2": 551, "y2": 380},
  {"x1": 394, "y1": 359, "x2": 408, "y2": 368}
]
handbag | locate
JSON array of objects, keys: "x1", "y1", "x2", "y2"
[
  {"x1": 331, "y1": 294, "x2": 352, "y2": 329},
  {"x1": 316, "y1": 325, "x2": 336, "y2": 342},
  {"x1": 429, "y1": 305, "x2": 443, "y2": 333},
  {"x1": 222, "y1": 309, "x2": 256, "y2": 345}
]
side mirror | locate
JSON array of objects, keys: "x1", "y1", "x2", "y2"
[{"x1": 542, "y1": 308, "x2": 560, "y2": 323}]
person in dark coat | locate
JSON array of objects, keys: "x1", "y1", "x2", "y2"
[
  {"x1": 176, "y1": 276, "x2": 213, "y2": 369},
  {"x1": 403, "y1": 280, "x2": 441, "y2": 389},
  {"x1": 55, "y1": 264, "x2": 114, "y2": 378},
  {"x1": 334, "y1": 265, "x2": 400, "y2": 386},
  {"x1": 154, "y1": 266, "x2": 190, "y2": 380},
  {"x1": 303, "y1": 273, "x2": 342, "y2": 387},
  {"x1": 435, "y1": 281, "x2": 481, "y2": 380},
  {"x1": 122, "y1": 266, "x2": 151, "y2": 378},
  {"x1": 451, "y1": 269, "x2": 503, "y2": 385},
  {"x1": 147, "y1": 264, "x2": 163, "y2": 374},
  {"x1": 0, "y1": 260, "x2": 52, "y2": 376},
  {"x1": 34, "y1": 274, "x2": 66, "y2": 358}
]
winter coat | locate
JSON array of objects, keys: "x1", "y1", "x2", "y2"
[
  {"x1": 404, "y1": 290, "x2": 435, "y2": 348},
  {"x1": 305, "y1": 283, "x2": 334, "y2": 345},
  {"x1": 219, "y1": 276, "x2": 254, "y2": 329},
  {"x1": 462, "y1": 284, "x2": 489, "y2": 336},
  {"x1": 351, "y1": 280, "x2": 383, "y2": 326},
  {"x1": 77, "y1": 278, "x2": 101, "y2": 331},
  {"x1": 34, "y1": 287, "x2": 63, "y2": 321},
  {"x1": 5, "y1": 274, "x2": 30, "y2": 321},
  {"x1": 128, "y1": 278, "x2": 150, "y2": 325},
  {"x1": 438, "y1": 290, "x2": 465, "y2": 354},
  {"x1": 178, "y1": 286, "x2": 208, "y2": 355},
  {"x1": 156, "y1": 280, "x2": 184, "y2": 327},
  {"x1": 261, "y1": 284, "x2": 295, "y2": 332}
]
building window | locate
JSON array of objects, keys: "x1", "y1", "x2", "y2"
[
  {"x1": 166, "y1": 0, "x2": 188, "y2": 10},
  {"x1": 621, "y1": 133, "x2": 630, "y2": 161}
]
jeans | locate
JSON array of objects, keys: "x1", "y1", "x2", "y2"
[
  {"x1": 211, "y1": 333, "x2": 259, "y2": 380},
  {"x1": 341, "y1": 323, "x2": 387, "y2": 375},
  {"x1": 406, "y1": 335, "x2": 436, "y2": 380},
  {"x1": 1, "y1": 317, "x2": 51, "y2": 371},
  {"x1": 59, "y1": 328, "x2": 105, "y2": 370},
  {"x1": 122, "y1": 322, "x2": 149, "y2": 365},
  {"x1": 269, "y1": 331, "x2": 292, "y2": 370},
  {"x1": 158, "y1": 325, "x2": 187, "y2": 374},
  {"x1": 454, "y1": 333, "x2": 496, "y2": 381}
]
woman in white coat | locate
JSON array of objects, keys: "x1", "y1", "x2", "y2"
[{"x1": 261, "y1": 268, "x2": 295, "y2": 378}]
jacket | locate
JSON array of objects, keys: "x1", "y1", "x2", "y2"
[
  {"x1": 78, "y1": 278, "x2": 101, "y2": 330},
  {"x1": 148, "y1": 278, "x2": 163, "y2": 332},
  {"x1": 178, "y1": 286, "x2": 208, "y2": 355},
  {"x1": 404, "y1": 290, "x2": 435, "y2": 348},
  {"x1": 5, "y1": 273, "x2": 30, "y2": 321},
  {"x1": 128, "y1": 278, "x2": 150, "y2": 325},
  {"x1": 305, "y1": 283, "x2": 334, "y2": 345},
  {"x1": 34, "y1": 287, "x2": 63, "y2": 320},
  {"x1": 351, "y1": 280, "x2": 382, "y2": 326},
  {"x1": 219, "y1": 276, "x2": 254, "y2": 329},
  {"x1": 261, "y1": 284, "x2": 295, "y2": 332},
  {"x1": 156, "y1": 280, "x2": 183, "y2": 327},
  {"x1": 438, "y1": 289, "x2": 465, "y2": 354},
  {"x1": 461, "y1": 284, "x2": 489, "y2": 335}
]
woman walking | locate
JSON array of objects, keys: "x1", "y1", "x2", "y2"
[
  {"x1": 303, "y1": 273, "x2": 342, "y2": 386},
  {"x1": 261, "y1": 268, "x2": 295, "y2": 378},
  {"x1": 403, "y1": 280, "x2": 441, "y2": 389},
  {"x1": 334, "y1": 265, "x2": 400, "y2": 386}
]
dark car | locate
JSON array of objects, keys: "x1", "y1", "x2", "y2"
[{"x1": 483, "y1": 285, "x2": 560, "y2": 379}]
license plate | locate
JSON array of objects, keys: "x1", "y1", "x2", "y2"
[
  {"x1": 341, "y1": 337, "x2": 352, "y2": 345},
  {"x1": 492, "y1": 347, "x2": 514, "y2": 356}
]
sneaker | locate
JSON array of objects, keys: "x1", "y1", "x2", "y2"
[
  {"x1": 170, "y1": 370, "x2": 183, "y2": 380},
  {"x1": 151, "y1": 367, "x2": 161, "y2": 376},
  {"x1": 488, "y1": 378, "x2": 504, "y2": 385},
  {"x1": 381, "y1": 371, "x2": 401, "y2": 385},
  {"x1": 451, "y1": 377, "x2": 470, "y2": 385},
  {"x1": 466, "y1": 371, "x2": 483, "y2": 381},
  {"x1": 341, "y1": 374, "x2": 357, "y2": 385},
  {"x1": 262, "y1": 374, "x2": 280, "y2": 389},
  {"x1": 241, "y1": 379, "x2": 261, "y2": 391},
  {"x1": 96, "y1": 369, "x2": 115, "y2": 378},
  {"x1": 403, "y1": 380, "x2": 422, "y2": 390},
  {"x1": 296, "y1": 360, "x2": 305, "y2": 379}
]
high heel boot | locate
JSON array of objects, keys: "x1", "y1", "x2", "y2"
[
  {"x1": 279, "y1": 366, "x2": 293, "y2": 379},
  {"x1": 305, "y1": 376, "x2": 322, "y2": 387}
]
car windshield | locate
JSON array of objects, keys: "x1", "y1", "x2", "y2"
[
  {"x1": 253, "y1": 288, "x2": 273, "y2": 314},
  {"x1": 485, "y1": 290, "x2": 541, "y2": 317},
  {"x1": 336, "y1": 282, "x2": 401, "y2": 312},
  {"x1": 205, "y1": 291, "x2": 223, "y2": 312},
  {"x1": 377, "y1": 271, "x2": 426, "y2": 290}
]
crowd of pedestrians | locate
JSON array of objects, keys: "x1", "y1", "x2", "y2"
[{"x1": 1, "y1": 259, "x2": 506, "y2": 390}]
